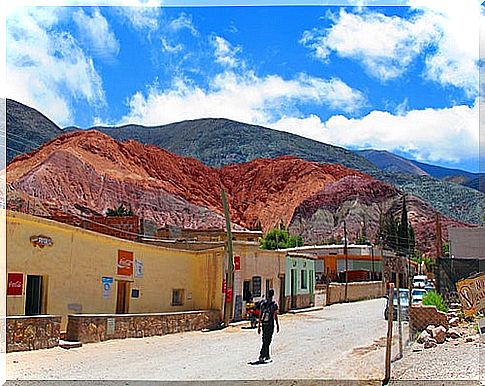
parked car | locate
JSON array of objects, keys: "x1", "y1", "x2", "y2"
[
  {"x1": 424, "y1": 284, "x2": 435, "y2": 292},
  {"x1": 384, "y1": 288, "x2": 409, "y2": 321},
  {"x1": 412, "y1": 288, "x2": 427, "y2": 304},
  {"x1": 413, "y1": 275, "x2": 427, "y2": 289}
]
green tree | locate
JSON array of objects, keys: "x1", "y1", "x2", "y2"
[
  {"x1": 442, "y1": 243, "x2": 450, "y2": 257},
  {"x1": 378, "y1": 196, "x2": 416, "y2": 256},
  {"x1": 106, "y1": 204, "x2": 134, "y2": 217},
  {"x1": 398, "y1": 195, "x2": 409, "y2": 255},
  {"x1": 260, "y1": 228, "x2": 303, "y2": 250}
]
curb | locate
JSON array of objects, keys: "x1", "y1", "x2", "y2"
[{"x1": 287, "y1": 306, "x2": 324, "y2": 314}]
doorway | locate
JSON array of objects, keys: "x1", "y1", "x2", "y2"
[
  {"x1": 290, "y1": 269, "x2": 297, "y2": 309},
  {"x1": 279, "y1": 275, "x2": 285, "y2": 313},
  {"x1": 25, "y1": 275, "x2": 43, "y2": 315},
  {"x1": 116, "y1": 281, "x2": 130, "y2": 314}
]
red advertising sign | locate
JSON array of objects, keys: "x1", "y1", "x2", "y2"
[
  {"x1": 225, "y1": 287, "x2": 233, "y2": 303},
  {"x1": 234, "y1": 255, "x2": 241, "y2": 271},
  {"x1": 7, "y1": 273, "x2": 23, "y2": 295},
  {"x1": 117, "y1": 250, "x2": 134, "y2": 276}
]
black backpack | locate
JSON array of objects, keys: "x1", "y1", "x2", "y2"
[{"x1": 260, "y1": 300, "x2": 277, "y2": 324}]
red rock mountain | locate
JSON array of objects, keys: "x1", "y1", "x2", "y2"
[{"x1": 7, "y1": 130, "x2": 464, "y2": 255}]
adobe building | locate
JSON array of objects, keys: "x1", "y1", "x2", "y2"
[
  {"x1": 231, "y1": 242, "x2": 286, "y2": 318},
  {"x1": 284, "y1": 252, "x2": 316, "y2": 310},
  {"x1": 6, "y1": 211, "x2": 225, "y2": 330}
]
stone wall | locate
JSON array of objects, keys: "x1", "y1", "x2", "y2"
[
  {"x1": 327, "y1": 281, "x2": 385, "y2": 305},
  {"x1": 46, "y1": 213, "x2": 141, "y2": 241},
  {"x1": 283, "y1": 293, "x2": 313, "y2": 311},
  {"x1": 410, "y1": 304, "x2": 449, "y2": 332},
  {"x1": 7, "y1": 315, "x2": 61, "y2": 352},
  {"x1": 66, "y1": 310, "x2": 221, "y2": 344}
]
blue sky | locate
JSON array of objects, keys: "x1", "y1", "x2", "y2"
[{"x1": 5, "y1": 1, "x2": 482, "y2": 172}]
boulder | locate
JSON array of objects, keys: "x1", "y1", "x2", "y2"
[
  {"x1": 448, "y1": 317, "x2": 459, "y2": 327},
  {"x1": 447, "y1": 328, "x2": 461, "y2": 339},
  {"x1": 417, "y1": 330, "x2": 431, "y2": 344},
  {"x1": 432, "y1": 326, "x2": 447, "y2": 344},
  {"x1": 426, "y1": 325, "x2": 436, "y2": 334},
  {"x1": 424, "y1": 337, "x2": 437, "y2": 349}
]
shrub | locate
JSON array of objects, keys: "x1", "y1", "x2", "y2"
[{"x1": 422, "y1": 290, "x2": 448, "y2": 313}]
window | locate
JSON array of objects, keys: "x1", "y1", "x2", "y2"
[
  {"x1": 252, "y1": 276, "x2": 262, "y2": 297},
  {"x1": 172, "y1": 289, "x2": 185, "y2": 306},
  {"x1": 301, "y1": 270, "x2": 308, "y2": 290}
]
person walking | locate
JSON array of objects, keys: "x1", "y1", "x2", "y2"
[{"x1": 257, "y1": 288, "x2": 279, "y2": 362}]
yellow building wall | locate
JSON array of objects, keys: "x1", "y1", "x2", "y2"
[{"x1": 6, "y1": 211, "x2": 224, "y2": 329}]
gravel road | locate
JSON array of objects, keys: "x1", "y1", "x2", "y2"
[
  {"x1": 6, "y1": 298, "x2": 480, "y2": 384},
  {"x1": 390, "y1": 328, "x2": 482, "y2": 385},
  {"x1": 8, "y1": 299, "x2": 391, "y2": 382}
]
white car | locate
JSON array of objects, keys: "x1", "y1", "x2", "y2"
[
  {"x1": 413, "y1": 275, "x2": 427, "y2": 289},
  {"x1": 412, "y1": 288, "x2": 427, "y2": 304}
]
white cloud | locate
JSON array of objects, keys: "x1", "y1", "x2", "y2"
[
  {"x1": 116, "y1": 5, "x2": 161, "y2": 33},
  {"x1": 169, "y1": 13, "x2": 198, "y2": 36},
  {"x1": 273, "y1": 99, "x2": 479, "y2": 165},
  {"x1": 302, "y1": 3, "x2": 479, "y2": 96},
  {"x1": 120, "y1": 71, "x2": 365, "y2": 126},
  {"x1": 6, "y1": 7, "x2": 105, "y2": 126},
  {"x1": 408, "y1": 0, "x2": 479, "y2": 97},
  {"x1": 73, "y1": 8, "x2": 119, "y2": 61},
  {"x1": 161, "y1": 37, "x2": 183, "y2": 53},
  {"x1": 211, "y1": 36, "x2": 241, "y2": 68},
  {"x1": 301, "y1": 9, "x2": 437, "y2": 81}
]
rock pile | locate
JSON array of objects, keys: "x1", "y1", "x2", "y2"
[{"x1": 414, "y1": 306, "x2": 479, "y2": 349}]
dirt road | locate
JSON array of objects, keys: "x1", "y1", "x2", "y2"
[{"x1": 4, "y1": 298, "x2": 451, "y2": 382}]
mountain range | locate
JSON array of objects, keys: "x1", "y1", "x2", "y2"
[
  {"x1": 6, "y1": 129, "x2": 465, "y2": 256},
  {"x1": 5, "y1": 99, "x2": 484, "y2": 228},
  {"x1": 358, "y1": 149, "x2": 482, "y2": 191}
]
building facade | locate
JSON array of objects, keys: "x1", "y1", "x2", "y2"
[
  {"x1": 284, "y1": 253, "x2": 316, "y2": 310},
  {"x1": 6, "y1": 211, "x2": 225, "y2": 329}
]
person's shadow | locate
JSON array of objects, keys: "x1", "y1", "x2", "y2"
[{"x1": 247, "y1": 359, "x2": 272, "y2": 365}]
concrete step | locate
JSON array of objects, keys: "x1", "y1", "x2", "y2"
[{"x1": 59, "y1": 340, "x2": 83, "y2": 349}]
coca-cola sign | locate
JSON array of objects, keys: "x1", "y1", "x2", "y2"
[
  {"x1": 30, "y1": 235, "x2": 53, "y2": 248},
  {"x1": 117, "y1": 250, "x2": 134, "y2": 276},
  {"x1": 7, "y1": 273, "x2": 23, "y2": 295}
]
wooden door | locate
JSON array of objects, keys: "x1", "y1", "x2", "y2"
[{"x1": 116, "y1": 281, "x2": 129, "y2": 314}]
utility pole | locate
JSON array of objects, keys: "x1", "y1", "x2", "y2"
[
  {"x1": 371, "y1": 243, "x2": 375, "y2": 281},
  {"x1": 396, "y1": 272, "x2": 403, "y2": 359},
  {"x1": 435, "y1": 212, "x2": 443, "y2": 259},
  {"x1": 344, "y1": 220, "x2": 349, "y2": 301},
  {"x1": 221, "y1": 189, "x2": 234, "y2": 326}
]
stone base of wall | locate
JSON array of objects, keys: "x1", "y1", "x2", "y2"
[
  {"x1": 66, "y1": 310, "x2": 221, "y2": 344},
  {"x1": 7, "y1": 315, "x2": 61, "y2": 352},
  {"x1": 327, "y1": 281, "x2": 385, "y2": 305},
  {"x1": 283, "y1": 293, "x2": 313, "y2": 311},
  {"x1": 410, "y1": 305, "x2": 449, "y2": 332}
]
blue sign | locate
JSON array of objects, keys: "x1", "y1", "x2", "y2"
[{"x1": 102, "y1": 276, "x2": 114, "y2": 299}]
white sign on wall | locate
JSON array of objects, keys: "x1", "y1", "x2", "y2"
[{"x1": 134, "y1": 259, "x2": 144, "y2": 278}]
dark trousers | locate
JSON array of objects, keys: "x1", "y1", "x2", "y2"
[{"x1": 259, "y1": 323, "x2": 274, "y2": 359}]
